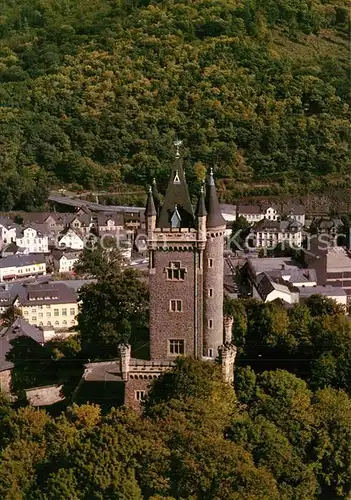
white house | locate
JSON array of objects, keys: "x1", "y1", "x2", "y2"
[
  {"x1": 0, "y1": 255, "x2": 46, "y2": 282},
  {"x1": 58, "y1": 228, "x2": 85, "y2": 250},
  {"x1": 52, "y1": 250, "x2": 81, "y2": 273},
  {"x1": 0, "y1": 218, "x2": 18, "y2": 246},
  {"x1": 238, "y1": 203, "x2": 305, "y2": 226},
  {"x1": 237, "y1": 204, "x2": 280, "y2": 223},
  {"x1": 16, "y1": 225, "x2": 49, "y2": 253},
  {"x1": 249, "y1": 218, "x2": 303, "y2": 249},
  {"x1": 252, "y1": 272, "x2": 299, "y2": 304}
]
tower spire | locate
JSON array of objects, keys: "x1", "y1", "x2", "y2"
[
  {"x1": 145, "y1": 185, "x2": 156, "y2": 217},
  {"x1": 195, "y1": 184, "x2": 207, "y2": 217},
  {"x1": 157, "y1": 141, "x2": 194, "y2": 228},
  {"x1": 205, "y1": 168, "x2": 225, "y2": 228}
]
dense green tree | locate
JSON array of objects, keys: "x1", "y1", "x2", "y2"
[
  {"x1": 305, "y1": 294, "x2": 346, "y2": 316},
  {"x1": 0, "y1": 306, "x2": 23, "y2": 327},
  {"x1": 0, "y1": 0, "x2": 348, "y2": 206},
  {"x1": 77, "y1": 268, "x2": 148, "y2": 359}
]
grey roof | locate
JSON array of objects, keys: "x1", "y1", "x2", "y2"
[
  {"x1": 16, "y1": 223, "x2": 50, "y2": 238},
  {"x1": 205, "y1": 170, "x2": 225, "y2": 228},
  {"x1": 220, "y1": 204, "x2": 237, "y2": 215},
  {"x1": 0, "y1": 216, "x2": 16, "y2": 229},
  {"x1": 158, "y1": 156, "x2": 195, "y2": 228},
  {"x1": 0, "y1": 254, "x2": 46, "y2": 269},
  {"x1": 255, "y1": 272, "x2": 298, "y2": 300},
  {"x1": 52, "y1": 250, "x2": 81, "y2": 261},
  {"x1": 237, "y1": 204, "x2": 261, "y2": 215},
  {"x1": 145, "y1": 186, "x2": 156, "y2": 217},
  {"x1": 0, "y1": 318, "x2": 44, "y2": 372},
  {"x1": 12, "y1": 282, "x2": 77, "y2": 306},
  {"x1": 251, "y1": 218, "x2": 302, "y2": 232},
  {"x1": 298, "y1": 286, "x2": 347, "y2": 298},
  {"x1": 195, "y1": 187, "x2": 207, "y2": 217},
  {"x1": 282, "y1": 204, "x2": 305, "y2": 216}
]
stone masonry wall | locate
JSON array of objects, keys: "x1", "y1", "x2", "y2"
[
  {"x1": 149, "y1": 249, "x2": 203, "y2": 360},
  {"x1": 203, "y1": 229, "x2": 225, "y2": 357}
]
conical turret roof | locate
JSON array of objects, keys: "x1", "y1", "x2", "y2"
[
  {"x1": 145, "y1": 186, "x2": 156, "y2": 217},
  {"x1": 205, "y1": 169, "x2": 225, "y2": 228},
  {"x1": 195, "y1": 185, "x2": 207, "y2": 217}
]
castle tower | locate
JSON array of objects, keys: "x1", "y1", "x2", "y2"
[
  {"x1": 203, "y1": 169, "x2": 226, "y2": 358},
  {"x1": 147, "y1": 141, "x2": 205, "y2": 360}
]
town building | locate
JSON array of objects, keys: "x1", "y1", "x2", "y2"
[
  {"x1": 0, "y1": 318, "x2": 45, "y2": 393},
  {"x1": 237, "y1": 203, "x2": 305, "y2": 226},
  {"x1": 252, "y1": 272, "x2": 299, "y2": 304},
  {"x1": 15, "y1": 224, "x2": 49, "y2": 253},
  {"x1": 57, "y1": 228, "x2": 85, "y2": 250},
  {"x1": 0, "y1": 255, "x2": 46, "y2": 282},
  {"x1": 298, "y1": 285, "x2": 347, "y2": 308},
  {"x1": 11, "y1": 282, "x2": 78, "y2": 330},
  {"x1": 52, "y1": 250, "x2": 81, "y2": 274},
  {"x1": 0, "y1": 217, "x2": 18, "y2": 245},
  {"x1": 304, "y1": 242, "x2": 351, "y2": 302},
  {"x1": 249, "y1": 218, "x2": 303, "y2": 249}
]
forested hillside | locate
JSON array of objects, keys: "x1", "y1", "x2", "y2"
[{"x1": 0, "y1": 0, "x2": 349, "y2": 209}]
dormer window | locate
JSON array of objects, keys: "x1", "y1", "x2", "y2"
[
  {"x1": 173, "y1": 170, "x2": 181, "y2": 184},
  {"x1": 171, "y1": 205, "x2": 181, "y2": 228}
]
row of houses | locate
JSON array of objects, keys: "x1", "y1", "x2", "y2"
[{"x1": 220, "y1": 203, "x2": 306, "y2": 225}]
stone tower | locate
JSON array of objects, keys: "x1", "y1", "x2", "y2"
[
  {"x1": 146, "y1": 143, "x2": 226, "y2": 361},
  {"x1": 203, "y1": 169, "x2": 226, "y2": 358}
]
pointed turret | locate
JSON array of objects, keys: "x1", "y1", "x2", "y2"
[
  {"x1": 145, "y1": 185, "x2": 156, "y2": 217},
  {"x1": 205, "y1": 168, "x2": 225, "y2": 228},
  {"x1": 158, "y1": 141, "x2": 195, "y2": 228},
  {"x1": 195, "y1": 184, "x2": 207, "y2": 217},
  {"x1": 152, "y1": 178, "x2": 161, "y2": 215}
]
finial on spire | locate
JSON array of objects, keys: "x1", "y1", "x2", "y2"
[
  {"x1": 174, "y1": 139, "x2": 183, "y2": 158},
  {"x1": 208, "y1": 167, "x2": 215, "y2": 186},
  {"x1": 152, "y1": 177, "x2": 156, "y2": 185}
]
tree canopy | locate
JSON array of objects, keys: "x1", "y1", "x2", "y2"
[{"x1": 0, "y1": 0, "x2": 349, "y2": 209}]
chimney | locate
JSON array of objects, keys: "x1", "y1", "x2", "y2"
[
  {"x1": 223, "y1": 316, "x2": 234, "y2": 343},
  {"x1": 119, "y1": 344, "x2": 131, "y2": 381}
]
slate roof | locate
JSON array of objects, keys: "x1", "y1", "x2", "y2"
[
  {"x1": 0, "y1": 254, "x2": 46, "y2": 269},
  {"x1": 51, "y1": 250, "x2": 81, "y2": 261},
  {"x1": 251, "y1": 218, "x2": 302, "y2": 232},
  {"x1": 145, "y1": 187, "x2": 156, "y2": 217},
  {"x1": 0, "y1": 318, "x2": 44, "y2": 372},
  {"x1": 11, "y1": 282, "x2": 77, "y2": 306},
  {"x1": 237, "y1": 204, "x2": 261, "y2": 215},
  {"x1": 195, "y1": 187, "x2": 207, "y2": 217},
  {"x1": 16, "y1": 223, "x2": 50, "y2": 238},
  {"x1": 205, "y1": 170, "x2": 225, "y2": 228},
  {"x1": 158, "y1": 156, "x2": 195, "y2": 228}
]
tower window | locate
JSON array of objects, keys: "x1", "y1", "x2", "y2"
[
  {"x1": 166, "y1": 262, "x2": 186, "y2": 281},
  {"x1": 208, "y1": 288, "x2": 213, "y2": 297},
  {"x1": 169, "y1": 339, "x2": 185, "y2": 355},
  {"x1": 170, "y1": 299, "x2": 182, "y2": 312},
  {"x1": 208, "y1": 319, "x2": 213, "y2": 329},
  {"x1": 208, "y1": 258, "x2": 214, "y2": 268},
  {"x1": 135, "y1": 391, "x2": 145, "y2": 401},
  {"x1": 207, "y1": 348, "x2": 214, "y2": 357}
]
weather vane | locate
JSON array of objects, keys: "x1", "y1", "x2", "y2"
[{"x1": 174, "y1": 139, "x2": 183, "y2": 157}]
